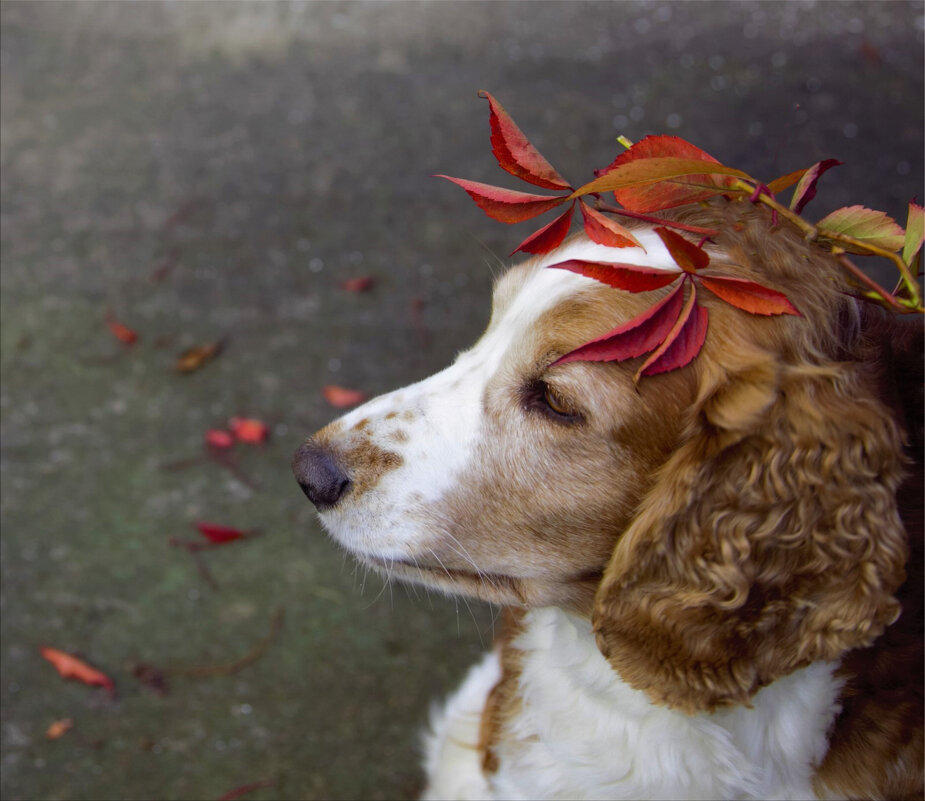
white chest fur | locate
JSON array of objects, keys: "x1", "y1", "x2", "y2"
[{"x1": 424, "y1": 607, "x2": 844, "y2": 801}]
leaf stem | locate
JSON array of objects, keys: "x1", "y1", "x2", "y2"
[
  {"x1": 835, "y1": 255, "x2": 908, "y2": 312},
  {"x1": 732, "y1": 180, "x2": 923, "y2": 312},
  {"x1": 595, "y1": 201, "x2": 721, "y2": 237}
]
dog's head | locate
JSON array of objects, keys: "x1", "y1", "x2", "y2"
[{"x1": 293, "y1": 203, "x2": 910, "y2": 712}]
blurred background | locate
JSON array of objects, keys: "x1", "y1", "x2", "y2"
[{"x1": 1, "y1": 2, "x2": 922, "y2": 799}]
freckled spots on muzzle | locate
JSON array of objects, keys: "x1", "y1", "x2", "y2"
[{"x1": 292, "y1": 435, "x2": 404, "y2": 510}]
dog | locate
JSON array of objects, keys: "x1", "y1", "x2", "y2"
[{"x1": 293, "y1": 201, "x2": 923, "y2": 800}]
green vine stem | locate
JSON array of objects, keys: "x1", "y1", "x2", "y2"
[{"x1": 730, "y1": 180, "x2": 923, "y2": 313}]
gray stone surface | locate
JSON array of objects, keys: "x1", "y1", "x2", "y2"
[{"x1": 1, "y1": 2, "x2": 922, "y2": 799}]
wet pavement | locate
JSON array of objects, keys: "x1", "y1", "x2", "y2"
[{"x1": 1, "y1": 2, "x2": 922, "y2": 799}]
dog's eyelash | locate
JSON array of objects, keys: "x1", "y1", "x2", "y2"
[{"x1": 523, "y1": 380, "x2": 583, "y2": 424}]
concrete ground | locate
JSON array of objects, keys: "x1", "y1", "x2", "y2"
[{"x1": 1, "y1": 2, "x2": 922, "y2": 799}]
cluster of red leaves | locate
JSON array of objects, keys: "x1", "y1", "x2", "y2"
[
  {"x1": 104, "y1": 307, "x2": 226, "y2": 375},
  {"x1": 439, "y1": 92, "x2": 923, "y2": 375},
  {"x1": 551, "y1": 226, "x2": 798, "y2": 379},
  {"x1": 206, "y1": 417, "x2": 271, "y2": 450}
]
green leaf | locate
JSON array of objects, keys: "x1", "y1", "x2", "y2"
[
  {"x1": 902, "y1": 202, "x2": 924, "y2": 272},
  {"x1": 816, "y1": 205, "x2": 905, "y2": 254}
]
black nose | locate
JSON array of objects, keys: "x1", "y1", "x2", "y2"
[{"x1": 292, "y1": 441, "x2": 351, "y2": 510}]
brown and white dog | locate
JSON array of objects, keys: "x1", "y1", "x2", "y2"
[{"x1": 293, "y1": 202, "x2": 923, "y2": 800}]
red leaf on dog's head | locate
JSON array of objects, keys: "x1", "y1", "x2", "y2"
[
  {"x1": 40, "y1": 647, "x2": 115, "y2": 692},
  {"x1": 205, "y1": 429, "x2": 235, "y2": 449},
  {"x1": 480, "y1": 91, "x2": 571, "y2": 191},
  {"x1": 699, "y1": 276, "x2": 800, "y2": 316},
  {"x1": 552, "y1": 281, "x2": 686, "y2": 366},
  {"x1": 582, "y1": 136, "x2": 744, "y2": 212},
  {"x1": 789, "y1": 159, "x2": 842, "y2": 215},
  {"x1": 228, "y1": 417, "x2": 270, "y2": 444},
  {"x1": 322, "y1": 385, "x2": 367, "y2": 408},
  {"x1": 637, "y1": 283, "x2": 709, "y2": 379},
  {"x1": 194, "y1": 521, "x2": 249, "y2": 544},
  {"x1": 105, "y1": 310, "x2": 139, "y2": 345},
  {"x1": 510, "y1": 203, "x2": 575, "y2": 255},
  {"x1": 766, "y1": 168, "x2": 809, "y2": 196},
  {"x1": 578, "y1": 201, "x2": 644, "y2": 249},
  {"x1": 548, "y1": 260, "x2": 680, "y2": 293},
  {"x1": 435, "y1": 176, "x2": 568, "y2": 223},
  {"x1": 654, "y1": 227, "x2": 710, "y2": 273}
]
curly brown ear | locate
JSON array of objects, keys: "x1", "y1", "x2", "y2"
[{"x1": 592, "y1": 349, "x2": 908, "y2": 714}]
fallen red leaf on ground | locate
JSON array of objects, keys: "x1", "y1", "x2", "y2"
[
  {"x1": 105, "y1": 310, "x2": 139, "y2": 345},
  {"x1": 194, "y1": 521, "x2": 252, "y2": 544},
  {"x1": 40, "y1": 647, "x2": 115, "y2": 692},
  {"x1": 322, "y1": 385, "x2": 368, "y2": 408},
  {"x1": 46, "y1": 718, "x2": 74, "y2": 739},
  {"x1": 340, "y1": 276, "x2": 376, "y2": 293},
  {"x1": 216, "y1": 779, "x2": 277, "y2": 801},
  {"x1": 175, "y1": 340, "x2": 224, "y2": 373},
  {"x1": 205, "y1": 429, "x2": 235, "y2": 449},
  {"x1": 228, "y1": 417, "x2": 270, "y2": 444}
]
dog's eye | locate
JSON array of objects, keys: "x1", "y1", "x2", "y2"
[
  {"x1": 522, "y1": 380, "x2": 582, "y2": 423},
  {"x1": 543, "y1": 384, "x2": 573, "y2": 416}
]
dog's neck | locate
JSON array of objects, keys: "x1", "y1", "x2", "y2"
[{"x1": 490, "y1": 607, "x2": 844, "y2": 800}]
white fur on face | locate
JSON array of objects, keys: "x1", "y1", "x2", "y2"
[{"x1": 313, "y1": 232, "x2": 683, "y2": 575}]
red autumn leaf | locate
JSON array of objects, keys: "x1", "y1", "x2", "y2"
[
  {"x1": 552, "y1": 281, "x2": 686, "y2": 366},
  {"x1": 228, "y1": 417, "x2": 270, "y2": 444},
  {"x1": 322, "y1": 385, "x2": 367, "y2": 408},
  {"x1": 46, "y1": 718, "x2": 75, "y2": 740},
  {"x1": 176, "y1": 341, "x2": 224, "y2": 373},
  {"x1": 767, "y1": 168, "x2": 809, "y2": 195},
  {"x1": 548, "y1": 259, "x2": 680, "y2": 292},
  {"x1": 40, "y1": 647, "x2": 115, "y2": 692},
  {"x1": 816, "y1": 205, "x2": 906, "y2": 253},
  {"x1": 217, "y1": 780, "x2": 277, "y2": 801},
  {"x1": 105, "y1": 310, "x2": 139, "y2": 345},
  {"x1": 341, "y1": 276, "x2": 376, "y2": 293},
  {"x1": 578, "y1": 137, "x2": 749, "y2": 212},
  {"x1": 195, "y1": 521, "x2": 250, "y2": 544},
  {"x1": 511, "y1": 203, "x2": 575, "y2": 255},
  {"x1": 698, "y1": 276, "x2": 800, "y2": 316},
  {"x1": 435, "y1": 176, "x2": 568, "y2": 223},
  {"x1": 789, "y1": 159, "x2": 842, "y2": 214},
  {"x1": 654, "y1": 226, "x2": 710, "y2": 273},
  {"x1": 578, "y1": 201, "x2": 644, "y2": 248},
  {"x1": 480, "y1": 90, "x2": 571, "y2": 190},
  {"x1": 637, "y1": 283, "x2": 709, "y2": 379},
  {"x1": 205, "y1": 429, "x2": 235, "y2": 449}
]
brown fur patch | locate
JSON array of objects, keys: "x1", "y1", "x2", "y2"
[
  {"x1": 478, "y1": 608, "x2": 526, "y2": 774},
  {"x1": 343, "y1": 439, "x2": 402, "y2": 496}
]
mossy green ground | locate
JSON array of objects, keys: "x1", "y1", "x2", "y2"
[{"x1": 2, "y1": 3, "x2": 922, "y2": 799}]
